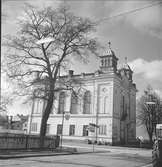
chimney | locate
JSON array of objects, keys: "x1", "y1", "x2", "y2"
[{"x1": 68, "y1": 70, "x2": 74, "y2": 77}]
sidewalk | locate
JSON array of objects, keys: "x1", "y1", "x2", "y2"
[
  {"x1": 0, "y1": 146, "x2": 113, "y2": 159},
  {"x1": 0, "y1": 147, "x2": 77, "y2": 159}
]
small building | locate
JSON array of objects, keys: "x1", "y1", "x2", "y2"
[
  {"x1": 0, "y1": 115, "x2": 8, "y2": 129},
  {"x1": 28, "y1": 44, "x2": 137, "y2": 145},
  {"x1": 0, "y1": 105, "x2": 8, "y2": 129}
]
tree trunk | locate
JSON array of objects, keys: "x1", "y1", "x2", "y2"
[
  {"x1": 39, "y1": 83, "x2": 54, "y2": 148},
  {"x1": 148, "y1": 132, "x2": 153, "y2": 145}
]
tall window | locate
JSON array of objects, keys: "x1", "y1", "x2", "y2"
[
  {"x1": 69, "y1": 125, "x2": 75, "y2": 136},
  {"x1": 98, "y1": 125, "x2": 107, "y2": 135},
  {"x1": 70, "y1": 92, "x2": 78, "y2": 114},
  {"x1": 57, "y1": 124, "x2": 62, "y2": 135},
  {"x1": 104, "y1": 96, "x2": 109, "y2": 114},
  {"x1": 31, "y1": 123, "x2": 37, "y2": 132},
  {"x1": 58, "y1": 92, "x2": 65, "y2": 114},
  {"x1": 46, "y1": 124, "x2": 50, "y2": 135},
  {"x1": 83, "y1": 91, "x2": 91, "y2": 114},
  {"x1": 34, "y1": 99, "x2": 43, "y2": 114},
  {"x1": 83, "y1": 125, "x2": 89, "y2": 136}
]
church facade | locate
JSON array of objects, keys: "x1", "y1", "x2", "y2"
[{"x1": 27, "y1": 44, "x2": 137, "y2": 145}]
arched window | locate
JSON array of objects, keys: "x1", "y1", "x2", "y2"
[
  {"x1": 101, "y1": 59, "x2": 104, "y2": 66},
  {"x1": 70, "y1": 92, "x2": 78, "y2": 114},
  {"x1": 83, "y1": 91, "x2": 91, "y2": 114},
  {"x1": 58, "y1": 92, "x2": 65, "y2": 114}
]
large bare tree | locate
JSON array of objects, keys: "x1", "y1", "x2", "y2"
[
  {"x1": 137, "y1": 86, "x2": 162, "y2": 144},
  {"x1": 4, "y1": 4, "x2": 99, "y2": 146}
]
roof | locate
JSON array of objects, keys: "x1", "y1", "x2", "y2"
[
  {"x1": 107, "y1": 48, "x2": 115, "y2": 56},
  {"x1": 121, "y1": 57, "x2": 133, "y2": 72},
  {"x1": 99, "y1": 42, "x2": 117, "y2": 59}
]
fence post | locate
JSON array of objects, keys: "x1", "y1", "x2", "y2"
[{"x1": 26, "y1": 135, "x2": 28, "y2": 150}]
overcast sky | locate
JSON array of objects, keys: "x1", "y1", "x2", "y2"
[{"x1": 2, "y1": 0, "x2": 162, "y2": 115}]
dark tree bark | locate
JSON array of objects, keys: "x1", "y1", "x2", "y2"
[{"x1": 39, "y1": 83, "x2": 54, "y2": 147}]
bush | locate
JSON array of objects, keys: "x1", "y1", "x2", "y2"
[{"x1": 87, "y1": 139, "x2": 92, "y2": 144}]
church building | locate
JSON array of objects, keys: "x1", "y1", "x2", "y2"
[{"x1": 27, "y1": 43, "x2": 137, "y2": 145}]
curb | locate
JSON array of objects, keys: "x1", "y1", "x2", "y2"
[
  {"x1": 0, "y1": 149, "x2": 111, "y2": 159},
  {"x1": 0, "y1": 147, "x2": 76, "y2": 159},
  {"x1": 0, "y1": 152, "x2": 72, "y2": 159}
]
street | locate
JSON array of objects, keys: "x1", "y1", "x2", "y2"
[{"x1": 0, "y1": 142, "x2": 152, "y2": 167}]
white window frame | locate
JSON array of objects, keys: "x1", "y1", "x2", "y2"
[
  {"x1": 98, "y1": 125, "x2": 107, "y2": 135},
  {"x1": 31, "y1": 122, "x2": 37, "y2": 132}
]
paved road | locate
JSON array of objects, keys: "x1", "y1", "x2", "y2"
[
  {"x1": 63, "y1": 140, "x2": 152, "y2": 158},
  {"x1": 0, "y1": 142, "x2": 153, "y2": 167}
]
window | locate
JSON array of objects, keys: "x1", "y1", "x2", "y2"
[
  {"x1": 57, "y1": 124, "x2": 62, "y2": 135},
  {"x1": 98, "y1": 125, "x2": 107, "y2": 135},
  {"x1": 35, "y1": 99, "x2": 43, "y2": 114},
  {"x1": 83, "y1": 125, "x2": 89, "y2": 136},
  {"x1": 99, "y1": 97, "x2": 103, "y2": 114},
  {"x1": 104, "y1": 96, "x2": 109, "y2": 114},
  {"x1": 31, "y1": 123, "x2": 37, "y2": 132},
  {"x1": 69, "y1": 125, "x2": 75, "y2": 136},
  {"x1": 46, "y1": 124, "x2": 50, "y2": 135},
  {"x1": 70, "y1": 92, "x2": 78, "y2": 114},
  {"x1": 83, "y1": 91, "x2": 91, "y2": 114},
  {"x1": 58, "y1": 92, "x2": 66, "y2": 114}
]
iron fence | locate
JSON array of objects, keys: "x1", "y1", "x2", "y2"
[{"x1": 0, "y1": 133, "x2": 60, "y2": 150}]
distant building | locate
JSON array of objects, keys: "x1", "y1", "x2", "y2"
[
  {"x1": 0, "y1": 108, "x2": 8, "y2": 129},
  {"x1": 28, "y1": 43, "x2": 137, "y2": 145},
  {"x1": 0, "y1": 115, "x2": 8, "y2": 129},
  {"x1": 10, "y1": 115, "x2": 28, "y2": 133}
]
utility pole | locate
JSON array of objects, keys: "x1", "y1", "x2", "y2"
[{"x1": 60, "y1": 111, "x2": 65, "y2": 149}]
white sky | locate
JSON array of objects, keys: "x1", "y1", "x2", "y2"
[{"x1": 1, "y1": 0, "x2": 162, "y2": 115}]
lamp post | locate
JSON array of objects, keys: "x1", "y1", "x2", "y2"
[
  {"x1": 146, "y1": 102, "x2": 156, "y2": 105},
  {"x1": 28, "y1": 98, "x2": 35, "y2": 135},
  {"x1": 60, "y1": 111, "x2": 70, "y2": 149},
  {"x1": 36, "y1": 37, "x2": 55, "y2": 45},
  {"x1": 60, "y1": 111, "x2": 65, "y2": 149}
]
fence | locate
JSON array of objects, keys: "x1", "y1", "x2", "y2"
[{"x1": 0, "y1": 133, "x2": 60, "y2": 150}]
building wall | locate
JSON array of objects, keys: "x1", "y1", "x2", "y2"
[
  {"x1": 112, "y1": 75, "x2": 136, "y2": 144},
  {"x1": 27, "y1": 64, "x2": 136, "y2": 145},
  {"x1": 27, "y1": 73, "x2": 136, "y2": 144},
  {"x1": 28, "y1": 77, "x2": 114, "y2": 142}
]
